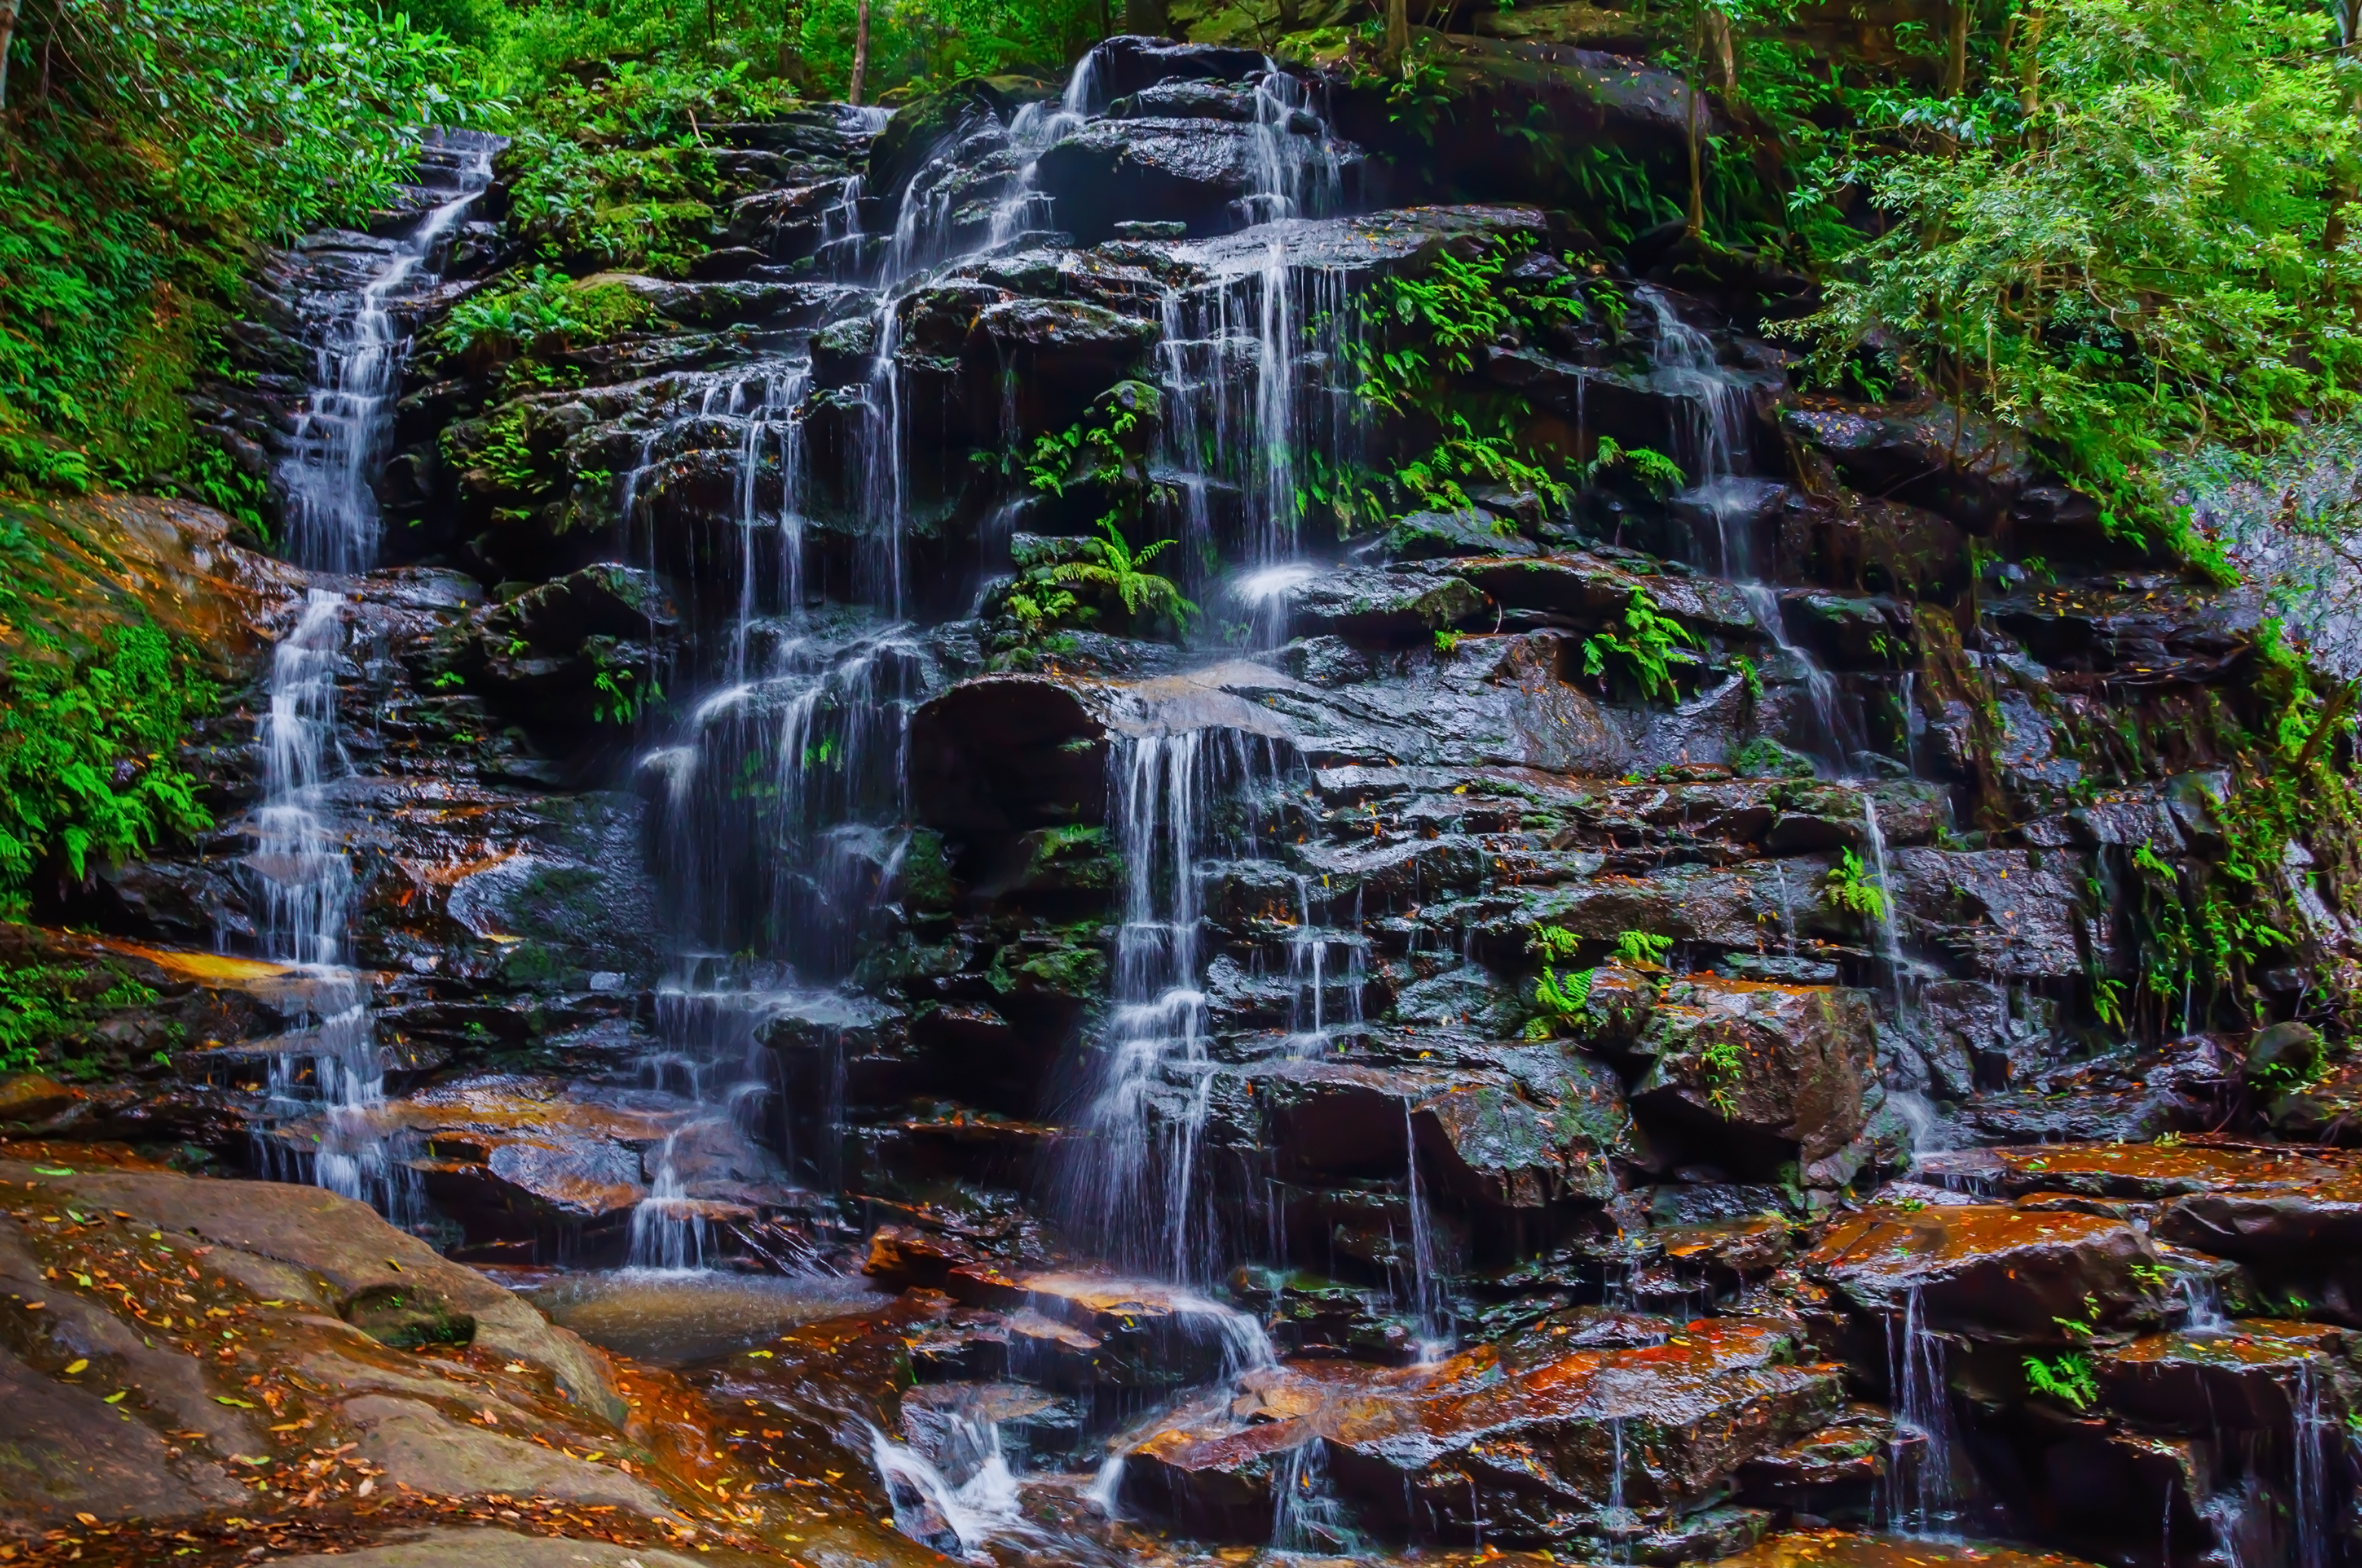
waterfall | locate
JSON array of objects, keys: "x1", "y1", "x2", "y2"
[
  {"x1": 870, "y1": 1415, "x2": 1023, "y2": 1557},
  {"x1": 245, "y1": 589, "x2": 407, "y2": 1216},
  {"x1": 1637, "y1": 285, "x2": 1750, "y2": 491},
  {"x1": 279, "y1": 132, "x2": 497, "y2": 575},
  {"x1": 2294, "y1": 1361, "x2": 2330, "y2": 1568},
  {"x1": 1402, "y1": 1101, "x2": 1448, "y2": 1357},
  {"x1": 1861, "y1": 797, "x2": 1910, "y2": 1016},
  {"x1": 1883, "y1": 1288, "x2": 1961, "y2": 1534},
  {"x1": 1271, "y1": 1439, "x2": 1355, "y2": 1554},
  {"x1": 1056, "y1": 732, "x2": 1211, "y2": 1276}
]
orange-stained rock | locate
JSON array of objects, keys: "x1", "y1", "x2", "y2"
[
  {"x1": 1632, "y1": 976, "x2": 1875, "y2": 1170},
  {"x1": 2094, "y1": 1321, "x2": 2360, "y2": 1432},
  {"x1": 1710, "y1": 1528, "x2": 2107, "y2": 1568},
  {"x1": 1919, "y1": 1140, "x2": 2354, "y2": 1200},
  {"x1": 1804, "y1": 1203, "x2": 2164, "y2": 1341},
  {"x1": 1124, "y1": 1318, "x2": 1844, "y2": 1546}
]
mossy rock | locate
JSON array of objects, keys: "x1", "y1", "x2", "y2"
[{"x1": 342, "y1": 1282, "x2": 476, "y2": 1350}]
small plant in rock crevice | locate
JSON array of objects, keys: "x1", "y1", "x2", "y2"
[
  {"x1": 1824, "y1": 848, "x2": 1889, "y2": 924},
  {"x1": 1581, "y1": 588, "x2": 1699, "y2": 705},
  {"x1": 2023, "y1": 1352, "x2": 2098, "y2": 1410}
]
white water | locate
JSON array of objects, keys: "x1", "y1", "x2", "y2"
[
  {"x1": 1882, "y1": 1288, "x2": 1961, "y2": 1534},
  {"x1": 1861, "y1": 797, "x2": 1910, "y2": 1016},
  {"x1": 246, "y1": 590, "x2": 406, "y2": 1213},
  {"x1": 871, "y1": 1417, "x2": 1024, "y2": 1559},
  {"x1": 279, "y1": 134, "x2": 497, "y2": 574}
]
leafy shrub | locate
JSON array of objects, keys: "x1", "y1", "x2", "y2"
[
  {"x1": 440, "y1": 267, "x2": 655, "y2": 355},
  {"x1": 0, "y1": 519, "x2": 217, "y2": 910}
]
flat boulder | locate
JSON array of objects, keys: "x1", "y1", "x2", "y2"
[
  {"x1": 1267, "y1": 564, "x2": 1490, "y2": 643},
  {"x1": 2093, "y1": 1320, "x2": 2358, "y2": 1433},
  {"x1": 1917, "y1": 1141, "x2": 2353, "y2": 1201},
  {"x1": 1805, "y1": 1203, "x2": 2164, "y2": 1343}
]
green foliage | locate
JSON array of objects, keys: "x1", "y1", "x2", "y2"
[
  {"x1": 0, "y1": 959, "x2": 161, "y2": 1075},
  {"x1": 1049, "y1": 514, "x2": 1197, "y2": 630},
  {"x1": 1733, "y1": 655, "x2": 1765, "y2": 704},
  {"x1": 0, "y1": 0, "x2": 473, "y2": 496},
  {"x1": 1584, "y1": 435, "x2": 1686, "y2": 498},
  {"x1": 1700, "y1": 1035, "x2": 1744, "y2": 1115},
  {"x1": 439, "y1": 266, "x2": 653, "y2": 355},
  {"x1": 1612, "y1": 930, "x2": 1674, "y2": 969},
  {"x1": 0, "y1": 520, "x2": 216, "y2": 909},
  {"x1": 1781, "y1": 0, "x2": 2360, "y2": 542},
  {"x1": 1433, "y1": 629, "x2": 1462, "y2": 656},
  {"x1": 1323, "y1": 237, "x2": 1583, "y2": 532},
  {"x1": 1824, "y1": 846, "x2": 1889, "y2": 923},
  {"x1": 587, "y1": 645, "x2": 661, "y2": 726},
  {"x1": 1528, "y1": 923, "x2": 1584, "y2": 963},
  {"x1": 2023, "y1": 1352, "x2": 2098, "y2": 1410},
  {"x1": 1533, "y1": 963, "x2": 1596, "y2": 1018},
  {"x1": 1581, "y1": 589, "x2": 1699, "y2": 704}
]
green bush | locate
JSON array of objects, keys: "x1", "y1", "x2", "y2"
[{"x1": 0, "y1": 520, "x2": 217, "y2": 910}]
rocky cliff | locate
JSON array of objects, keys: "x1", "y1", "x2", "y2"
[{"x1": 5, "y1": 30, "x2": 2361, "y2": 1568}]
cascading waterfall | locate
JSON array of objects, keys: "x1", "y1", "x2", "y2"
[
  {"x1": 248, "y1": 590, "x2": 407, "y2": 1214},
  {"x1": 279, "y1": 132, "x2": 497, "y2": 575},
  {"x1": 1861, "y1": 799, "x2": 1910, "y2": 1008},
  {"x1": 251, "y1": 132, "x2": 499, "y2": 1218},
  {"x1": 1883, "y1": 1287, "x2": 1961, "y2": 1534},
  {"x1": 1402, "y1": 1100, "x2": 1450, "y2": 1356},
  {"x1": 1640, "y1": 283, "x2": 1868, "y2": 772},
  {"x1": 1056, "y1": 732, "x2": 1211, "y2": 1276}
]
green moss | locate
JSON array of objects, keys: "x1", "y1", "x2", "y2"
[{"x1": 0, "y1": 956, "x2": 162, "y2": 1076}]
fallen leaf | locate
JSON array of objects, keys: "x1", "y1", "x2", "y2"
[
  {"x1": 214, "y1": 1396, "x2": 257, "y2": 1408},
  {"x1": 63, "y1": 1358, "x2": 88, "y2": 1375},
  {"x1": 105, "y1": 1390, "x2": 129, "y2": 1404},
  {"x1": 32, "y1": 1166, "x2": 73, "y2": 1176}
]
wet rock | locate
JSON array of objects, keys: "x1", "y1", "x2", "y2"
[
  {"x1": 908, "y1": 673, "x2": 1109, "y2": 835},
  {"x1": 1710, "y1": 1529, "x2": 2109, "y2": 1568},
  {"x1": 1630, "y1": 977, "x2": 1876, "y2": 1173},
  {"x1": 865, "y1": 1222, "x2": 983, "y2": 1290},
  {"x1": 2093, "y1": 1320, "x2": 2358, "y2": 1433},
  {"x1": 2245, "y1": 1020, "x2": 2323, "y2": 1085},
  {"x1": 1733, "y1": 1407, "x2": 1895, "y2": 1518},
  {"x1": 942, "y1": 1266, "x2": 1250, "y2": 1387},
  {"x1": 1373, "y1": 507, "x2": 1540, "y2": 561},
  {"x1": 1779, "y1": 401, "x2": 2034, "y2": 530},
  {"x1": 1320, "y1": 1317, "x2": 1845, "y2": 1541},
  {"x1": 1458, "y1": 552, "x2": 1758, "y2": 641},
  {"x1": 1092, "y1": 37, "x2": 1272, "y2": 99},
  {"x1": 1035, "y1": 120, "x2": 1274, "y2": 242},
  {"x1": 1916, "y1": 1141, "x2": 2354, "y2": 1202},
  {"x1": 1806, "y1": 1203, "x2": 2164, "y2": 1342},
  {"x1": 1891, "y1": 847, "x2": 2091, "y2": 981},
  {"x1": 1270, "y1": 563, "x2": 1491, "y2": 643}
]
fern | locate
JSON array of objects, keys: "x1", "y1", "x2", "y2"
[
  {"x1": 1581, "y1": 588, "x2": 1698, "y2": 704},
  {"x1": 1050, "y1": 514, "x2": 1197, "y2": 627},
  {"x1": 2023, "y1": 1353, "x2": 2097, "y2": 1410},
  {"x1": 1824, "y1": 848, "x2": 1889, "y2": 923}
]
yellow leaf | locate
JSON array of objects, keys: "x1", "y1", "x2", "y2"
[
  {"x1": 105, "y1": 1390, "x2": 129, "y2": 1404},
  {"x1": 63, "y1": 1358, "x2": 88, "y2": 1375}
]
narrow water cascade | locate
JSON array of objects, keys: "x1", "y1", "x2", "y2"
[
  {"x1": 1883, "y1": 1289, "x2": 1961, "y2": 1535},
  {"x1": 279, "y1": 130, "x2": 499, "y2": 576},
  {"x1": 1053, "y1": 730, "x2": 1211, "y2": 1277},
  {"x1": 245, "y1": 588, "x2": 408, "y2": 1215}
]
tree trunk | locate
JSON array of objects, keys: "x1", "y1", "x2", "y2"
[
  {"x1": 2016, "y1": 3, "x2": 2043, "y2": 119},
  {"x1": 1704, "y1": 5, "x2": 1735, "y2": 90},
  {"x1": 848, "y1": 0, "x2": 870, "y2": 105},
  {"x1": 1943, "y1": 0, "x2": 1968, "y2": 97},
  {"x1": 0, "y1": 0, "x2": 20, "y2": 115},
  {"x1": 1384, "y1": 0, "x2": 1409, "y2": 70},
  {"x1": 776, "y1": 0, "x2": 804, "y2": 86},
  {"x1": 1684, "y1": 6, "x2": 1706, "y2": 235}
]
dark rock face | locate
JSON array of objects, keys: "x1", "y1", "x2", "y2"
[{"x1": 32, "y1": 30, "x2": 2362, "y2": 1568}]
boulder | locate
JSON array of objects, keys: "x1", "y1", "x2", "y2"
[
  {"x1": 1805, "y1": 1203, "x2": 2164, "y2": 1343},
  {"x1": 1915, "y1": 1142, "x2": 2353, "y2": 1202},
  {"x1": 1779, "y1": 401, "x2": 2035, "y2": 531},
  {"x1": 1268, "y1": 564, "x2": 1491, "y2": 643},
  {"x1": 2093, "y1": 1321, "x2": 2358, "y2": 1433},
  {"x1": 1630, "y1": 977, "x2": 1876, "y2": 1172},
  {"x1": 1035, "y1": 120, "x2": 1268, "y2": 242}
]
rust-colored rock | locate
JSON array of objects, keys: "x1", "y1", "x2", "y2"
[{"x1": 1804, "y1": 1203, "x2": 2164, "y2": 1342}]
